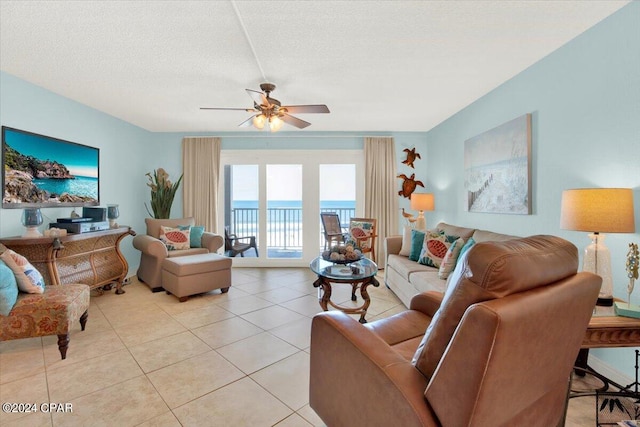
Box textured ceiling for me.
[0,1,629,132]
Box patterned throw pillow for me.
[438,237,465,279]
[0,249,45,294]
[0,259,19,316]
[347,220,375,250]
[418,230,459,268]
[160,225,191,251]
[409,229,426,262]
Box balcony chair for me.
[347,217,377,263]
[320,212,348,250]
[310,235,600,427]
[224,227,258,257]
[132,217,224,292]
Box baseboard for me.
[589,354,634,389]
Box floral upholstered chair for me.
[0,285,90,359]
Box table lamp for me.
[22,207,43,238]
[410,193,435,231]
[560,188,636,306]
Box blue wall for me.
[423,3,640,377]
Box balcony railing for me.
[228,207,355,255]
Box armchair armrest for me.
[410,291,444,317]
[132,234,168,258]
[310,311,435,427]
[201,232,223,253]
[385,235,402,256]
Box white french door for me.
[219,150,363,267]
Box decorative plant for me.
[144,168,183,219]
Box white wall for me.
[423,3,640,377]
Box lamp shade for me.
[560,188,635,233]
[411,193,435,212]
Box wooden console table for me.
[0,226,136,294]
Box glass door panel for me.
[224,164,259,257]
[267,164,302,259]
[319,164,356,251]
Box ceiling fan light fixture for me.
[252,114,266,129]
[269,115,284,132]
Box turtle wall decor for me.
[402,147,421,168]
[397,173,424,199]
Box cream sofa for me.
[384,222,516,307]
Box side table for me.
[309,256,379,323]
[0,226,136,294]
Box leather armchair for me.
[310,235,601,427]
[132,217,223,291]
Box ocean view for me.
[32,176,98,199]
[233,200,355,209]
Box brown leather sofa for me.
[310,235,600,427]
[132,218,224,291]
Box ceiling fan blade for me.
[238,115,255,128]
[281,113,311,129]
[246,89,268,107]
[200,107,255,111]
[280,104,330,114]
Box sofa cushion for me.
[418,230,458,268]
[409,229,425,262]
[410,270,446,293]
[145,217,196,239]
[399,226,413,256]
[387,254,435,282]
[190,226,205,248]
[472,229,516,243]
[167,248,209,258]
[0,249,45,294]
[436,223,475,240]
[438,237,465,279]
[411,235,579,379]
[0,259,18,316]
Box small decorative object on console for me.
[21,208,43,238]
[615,243,640,318]
[107,204,120,228]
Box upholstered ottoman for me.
[162,253,232,302]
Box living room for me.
[1,1,638,426]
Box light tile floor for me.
[0,267,596,426]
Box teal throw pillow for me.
[0,259,19,316]
[409,229,426,262]
[458,237,476,260]
[190,226,205,248]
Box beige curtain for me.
[364,137,398,269]
[182,137,221,233]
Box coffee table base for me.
[313,275,380,323]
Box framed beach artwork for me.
[464,114,532,215]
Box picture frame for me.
[464,114,532,215]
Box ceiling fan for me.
[200,83,330,131]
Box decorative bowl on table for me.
[322,245,362,264]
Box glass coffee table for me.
[309,256,379,323]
